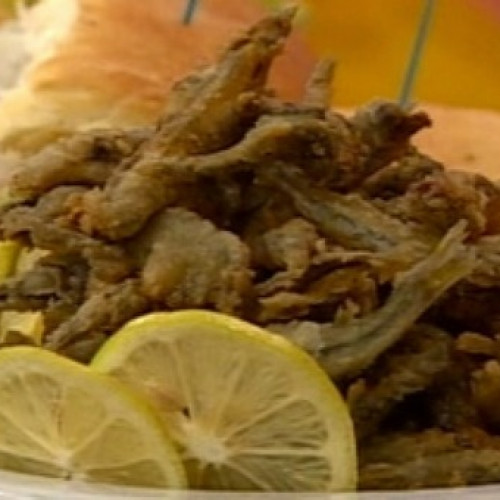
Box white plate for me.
[0,470,498,500]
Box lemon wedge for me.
[92,310,357,492]
[0,240,21,281]
[0,311,44,345]
[0,241,43,345]
[0,346,186,489]
[0,246,49,345]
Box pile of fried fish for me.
[2,7,500,490]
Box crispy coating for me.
[0,254,87,313]
[360,446,500,490]
[44,279,149,355]
[80,9,297,240]
[302,59,336,111]
[359,428,500,489]
[270,223,475,380]
[0,8,499,490]
[351,100,432,179]
[132,208,252,313]
[381,170,490,238]
[10,129,150,200]
[349,325,452,441]
[2,205,132,282]
[259,266,378,323]
[360,153,443,199]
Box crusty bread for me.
[0,0,315,151]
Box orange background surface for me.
[293,0,500,110]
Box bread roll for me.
[0,0,315,151]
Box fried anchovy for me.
[81,8,296,240]
[471,360,500,430]
[270,222,475,380]
[0,266,62,311]
[0,185,86,225]
[83,108,338,239]
[426,360,480,431]
[2,206,131,282]
[350,100,432,179]
[131,208,252,313]
[44,279,149,355]
[0,254,88,320]
[470,235,500,286]
[163,115,339,177]
[80,111,348,243]
[349,324,452,441]
[360,449,500,490]
[360,153,443,199]
[81,110,359,222]
[359,429,462,466]
[302,59,335,110]
[265,164,426,252]
[161,67,215,121]
[9,129,150,200]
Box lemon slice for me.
[0,241,42,345]
[0,244,47,345]
[0,240,21,281]
[0,311,44,345]
[0,346,186,489]
[92,311,357,492]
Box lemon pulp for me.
[92,310,357,492]
[0,346,186,489]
